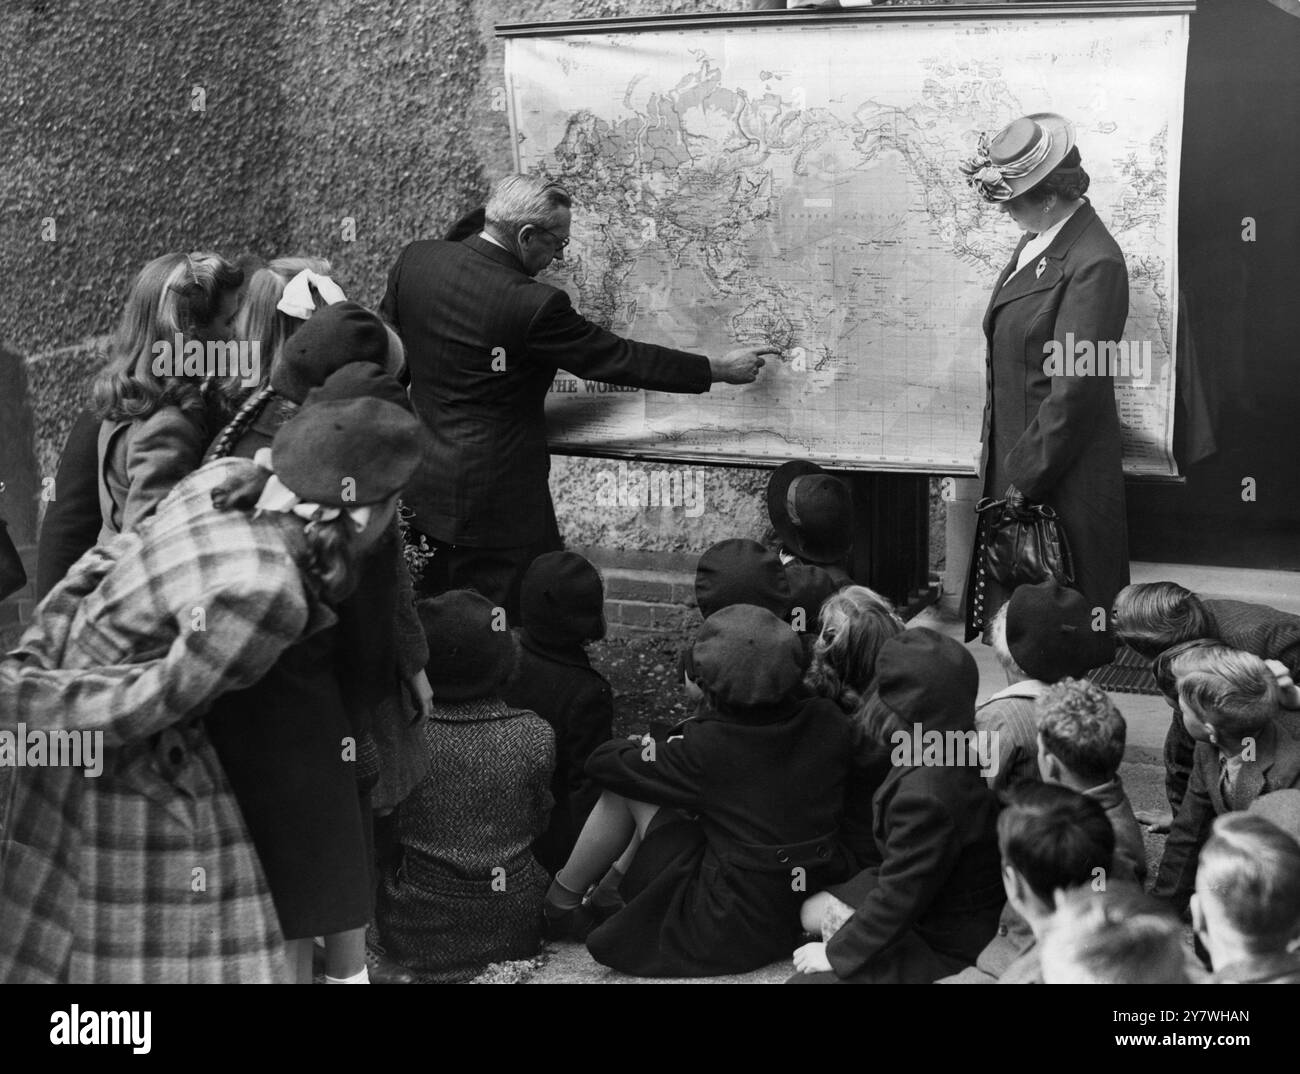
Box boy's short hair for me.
[997,783,1115,904]
[1040,885,1187,984]
[1035,678,1126,784]
[1112,582,1213,661]
[1171,644,1279,739]
[1151,637,1221,705]
[1197,813,1300,952]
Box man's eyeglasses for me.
[532,225,570,252]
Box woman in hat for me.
[959,113,1130,644]
[375,590,556,982]
[0,396,424,983]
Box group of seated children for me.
[370,464,1300,984]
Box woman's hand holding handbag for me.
[975,485,1075,590]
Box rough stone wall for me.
[2,0,774,562]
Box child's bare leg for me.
[323,926,368,982]
[554,790,639,897]
[800,891,837,935]
[284,937,315,984]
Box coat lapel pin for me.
[1035,257,1047,279]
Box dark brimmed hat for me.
[766,460,853,565]
[272,397,422,507]
[960,113,1076,203]
[690,604,806,711]
[876,628,978,733]
[695,539,791,620]
[520,551,606,645]
[270,300,389,404]
[302,362,412,413]
[1007,579,1116,683]
[417,590,516,701]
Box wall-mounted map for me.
[505,11,1187,475]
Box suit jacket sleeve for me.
[122,412,205,532]
[526,289,713,394]
[1005,256,1129,500]
[584,727,707,812]
[1151,749,1215,913]
[36,410,105,600]
[826,776,965,978]
[379,245,406,333]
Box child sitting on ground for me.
[790,629,1005,984]
[544,604,852,977]
[981,580,1116,796]
[1192,811,1300,983]
[802,587,903,878]
[972,783,1116,984]
[1152,644,1300,915]
[940,678,1145,983]
[1039,886,1189,984]
[501,551,614,876]
[375,590,555,982]
[1113,581,1300,830]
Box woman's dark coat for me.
[966,199,1131,640]
[584,695,851,977]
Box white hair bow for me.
[276,269,347,320]
[250,447,373,533]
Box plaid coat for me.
[0,458,335,983]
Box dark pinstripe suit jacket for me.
[380,235,712,547]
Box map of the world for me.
[506,12,1187,475]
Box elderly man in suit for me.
[381,174,772,618]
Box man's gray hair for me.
[485,174,572,238]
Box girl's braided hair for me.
[204,384,276,462]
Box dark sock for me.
[590,864,625,907]
[545,876,584,914]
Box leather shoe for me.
[366,945,417,985]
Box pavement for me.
[524,560,1300,984]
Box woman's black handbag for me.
[0,517,27,602]
[975,495,1075,590]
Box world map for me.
[506,13,1187,475]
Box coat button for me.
[776,850,790,864]
[998,925,1008,936]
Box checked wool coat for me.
[966,199,1131,640]
[0,458,337,983]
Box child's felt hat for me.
[695,538,791,620]
[766,460,853,566]
[520,551,606,645]
[271,300,390,404]
[1007,579,1116,683]
[417,589,517,701]
[876,627,978,732]
[689,604,806,711]
[301,361,413,413]
[271,396,422,507]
